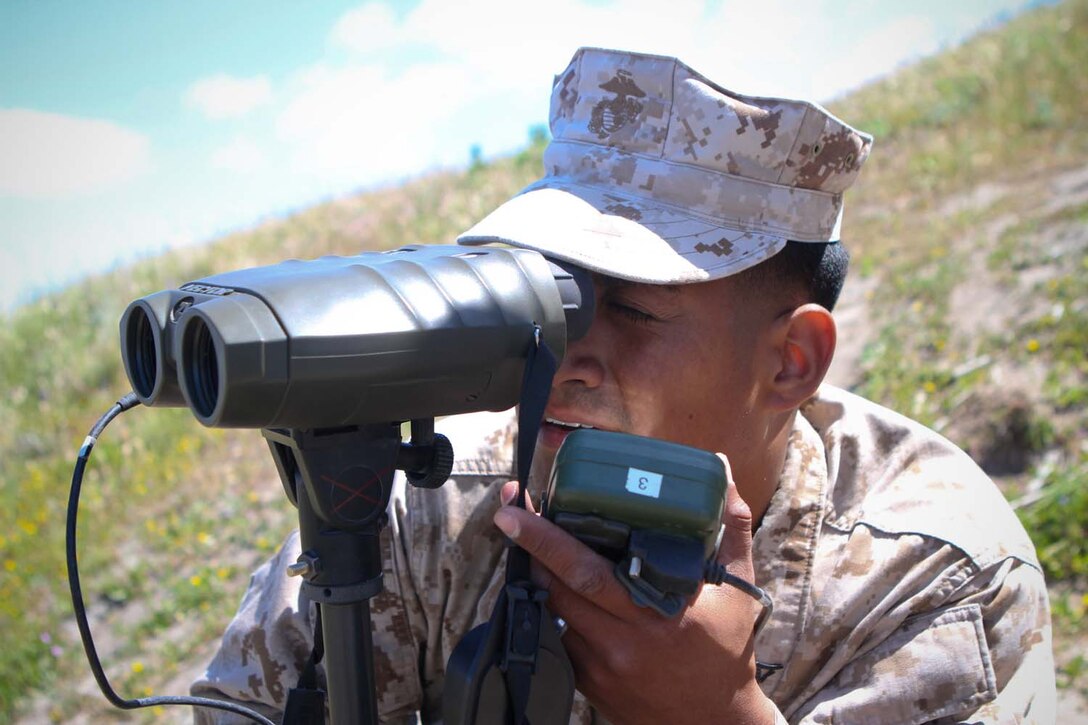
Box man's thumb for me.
[715,453,755,582]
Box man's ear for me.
[766,303,836,410]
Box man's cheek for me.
[629,393,679,440]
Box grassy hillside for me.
[2,1,1086,720]
[830,0,1088,697]
[831,0,1088,579]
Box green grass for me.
[1021,459,1088,583]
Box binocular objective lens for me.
[126,306,158,400]
[184,317,220,419]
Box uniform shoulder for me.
[435,408,517,477]
[802,385,1040,571]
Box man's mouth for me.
[544,417,596,431]
[540,417,598,449]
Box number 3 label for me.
[625,468,663,499]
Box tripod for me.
[263,419,452,725]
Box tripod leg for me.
[322,601,379,725]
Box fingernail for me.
[494,509,520,539]
[500,484,517,506]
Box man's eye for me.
[609,302,656,325]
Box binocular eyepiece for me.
[120,245,594,429]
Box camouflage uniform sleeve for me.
[788,558,1055,724]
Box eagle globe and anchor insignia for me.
[588,69,646,139]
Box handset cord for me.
[65,392,275,725]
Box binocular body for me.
[120,245,592,429]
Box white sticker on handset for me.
[625,468,663,498]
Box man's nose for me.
[554,307,606,389]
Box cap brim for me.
[457,182,787,284]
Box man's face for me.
[533,273,773,486]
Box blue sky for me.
[0,0,1045,311]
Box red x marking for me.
[322,466,389,513]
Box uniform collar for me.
[751,407,829,695]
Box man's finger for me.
[494,505,632,613]
[498,480,536,511]
[541,570,625,630]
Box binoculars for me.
[119,244,594,429]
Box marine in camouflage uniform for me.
[192,48,1055,724]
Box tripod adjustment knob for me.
[406,434,454,489]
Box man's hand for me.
[493,454,774,725]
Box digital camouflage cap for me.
[458,47,874,283]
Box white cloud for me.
[323,0,1033,107]
[0,109,151,199]
[211,136,266,172]
[330,3,401,53]
[317,0,883,119]
[275,0,717,188]
[185,74,272,120]
[276,61,472,183]
[391,0,706,94]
